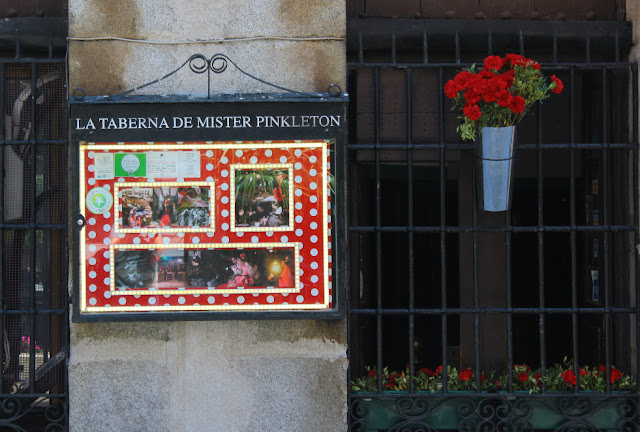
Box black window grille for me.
[347,20,640,431]
[0,34,68,431]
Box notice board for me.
[70,95,346,321]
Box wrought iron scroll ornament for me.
[106,53,342,99]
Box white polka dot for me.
[193,237,200,244]
[103,238,111,245]
[295,202,302,210]
[103,264,110,272]
[103,185,110,191]
[221,170,229,177]
[236,232,244,237]
[310,195,318,203]
[193,294,200,298]
[221,196,229,204]
[250,157,258,164]
[311,288,319,296]
[311,248,318,256]
[299,242,304,250]
[163,237,170,244]
[221,156,229,164]
[88,151,95,158]
[280,235,289,243]
[89,244,97,252]
[221,183,229,191]
[295,216,303,223]
[206,163,214,171]
[294,149,302,157]
[89,271,97,279]
[266,231,274,237]
[222,223,229,231]
[310,222,318,229]
[295,189,302,197]
[310,209,318,216]
[208,297,215,304]
[295,175,302,183]
[237,296,245,304]
[206,176,214,182]
[89,257,97,265]
[207,232,214,238]
[88,164,95,172]
[103,224,111,232]
[148,233,156,238]
[147,178,155,183]
[178,297,186,304]
[310,169,317,176]
[206,150,213,157]
[280,156,287,163]
[118,233,126,239]
[89,298,97,305]
[267,295,275,303]
[222,236,229,243]
[89,284,97,292]
[223,294,230,298]
[117,178,125,183]
[310,182,317,190]
[265,150,272,157]
[103,211,111,218]
[295,229,303,237]
[177,232,185,238]
[88,218,96,226]
[104,278,110,285]
[299,268,304,276]
[221,209,229,217]
[311,262,319,270]
[235,150,243,157]
[133,238,141,244]
[88,178,96,186]
[251,236,259,243]
[310,235,318,243]
[296,295,304,303]
[103,250,110,259]
[295,162,302,170]
[311,275,319,283]
[118,297,126,305]
[309,156,317,163]
[104,291,111,299]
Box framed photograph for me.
[231,164,294,232]
[114,181,215,233]
[114,248,188,291]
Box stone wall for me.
[67,1,347,431]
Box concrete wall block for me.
[69,0,345,40]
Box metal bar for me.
[348,225,639,233]
[346,142,638,150]
[422,32,428,64]
[472,140,480,391]
[455,32,460,64]
[0,62,5,388]
[391,32,396,65]
[537,100,547,391]
[587,35,592,64]
[632,63,640,384]
[438,66,448,392]
[350,307,639,315]
[602,65,612,392]
[570,65,579,391]
[28,62,37,394]
[374,66,384,393]
[406,68,415,392]
[507,205,513,392]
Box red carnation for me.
[518,372,528,382]
[463,104,482,121]
[551,74,564,94]
[598,365,606,372]
[369,369,376,378]
[444,80,459,98]
[435,366,443,375]
[459,368,472,381]
[561,370,576,385]
[579,369,588,376]
[454,70,478,90]
[505,53,527,67]
[509,95,526,114]
[611,368,623,383]
[497,89,512,107]
[483,55,504,71]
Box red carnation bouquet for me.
[445,53,563,141]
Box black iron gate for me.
[0,31,68,431]
[347,19,640,431]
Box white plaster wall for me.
[68,1,348,431]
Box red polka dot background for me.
[79,141,333,313]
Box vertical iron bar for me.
[615,30,620,63]
[553,30,558,64]
[455,32,460,64]
[506,201,513,392]
[570,66,580,391]
[632,63,640,384]
[358,32,364,64]
[519,30,525,56]
[423,32,429,64]
[407,68,415,391]
[602,65,612,392]
[487,30,493,56]
[375,66,384,393]
[29,63,37,393]
[586,36,592,64]
[473,140,481,391]
[0,63,4,386]
[392,33,397,65]
[439,66,448,392]
[537,100,547,390]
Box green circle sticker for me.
[86,187,113,214]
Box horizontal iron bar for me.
[0,393,67,399]
[0,223,67,230]
[348,62,634,69]
[0,309,67,315]
[350,307,638,314]
[349,392,639,399]
[348,225,638,233]
[347,143,638,150]
[0,139,67,146]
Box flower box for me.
[352,392,636,431]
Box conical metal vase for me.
[475,126,517,212]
